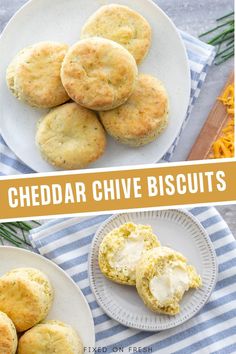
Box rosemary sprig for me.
[199,11,234,65]
[0,221,41,248]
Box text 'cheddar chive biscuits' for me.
[81,4,152,64]
[36,102,106,169]
[18,320,84,354]
[0,312,17,354]
[6,41,69,108]
[0,268,54,332]
[99,74,169,147]
[136,247,202,315]
[61,37,138,111]
[99,223,160,286]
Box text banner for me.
[0,160,235,221]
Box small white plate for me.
[89,209,218,331]
[0,0,190,172]
[0,246,95,347]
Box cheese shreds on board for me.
[211,83,235,158]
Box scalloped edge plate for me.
[89,209,218,331]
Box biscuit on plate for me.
[81,4,152,64]
[36,102,106,169]
[61,37,138,111]
[99,74,169,147]
[6,41,69,108]
[18,320,84,354]
[0,311,17,354]
[0,268,54,332]
[136,247,202,315]
[6,47,31,96]
[99,222,160,285]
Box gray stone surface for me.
[156,0,234,162]
[0,0,235,237]
[216,205,236,238]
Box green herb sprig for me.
[0,221,40,248]
[199,11,234,65]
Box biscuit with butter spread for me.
[81,4,152,64]
[98,222,160,285]
[61,37,138,111]
[136,247,202,315]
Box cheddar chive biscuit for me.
[6,41,69,108]
[0,311,17,354]
[61,37,138,111]
[136,247,202,315]
[81,4,152,64]
[36,102,106,169]
[99,222,160,285]
[0,268,54,332]
[99,74,169,147]
[18,320,84,354]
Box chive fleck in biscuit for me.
[61,37,138,111]
[6,41,69,108]
[99,74,169,147]
[136,247,202,315]
[81,4,152,64]
[0,268,54,332]
[0,311,17,354]
[18,320,84,354]
[36,102,106,169]
[99,222,160,285]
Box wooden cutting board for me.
[187,71,234,160]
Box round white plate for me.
[0,0,190,172]
[89,209,218,331]
[0,246,95,347]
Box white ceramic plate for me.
[89,209,218,331]
[0,0,190,172]
[0,246,95,347]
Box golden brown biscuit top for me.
[61,37,138,111]
[81,4,152,64]
[100,74,169,138]
[0,268,53,332]
[18,321,83,354]
[0,312,17,354]
[36,102,106,169]
[14,41,69,108]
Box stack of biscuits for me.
[6,4,169,170]
[0,267,84,354]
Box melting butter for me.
[111,232,144,271]
[149,262,190,305]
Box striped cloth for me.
[0,31,215,175]
[30,207,236,354]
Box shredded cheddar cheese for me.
[211,83,234,158]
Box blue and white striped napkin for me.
[0,31,215,175]
[29,207,236,354]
